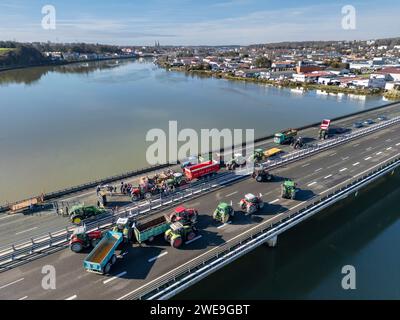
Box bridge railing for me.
[126,153,400,300]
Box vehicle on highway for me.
[291,136,304,149]
[133,216,170,244]
[319,119,331,140]
[249,148,283,163]
[213,202,234,223]
[69,227,103,253]
[353,121,363,129]
[69,205,108,225]
[112,217,134,243]
[239,193,264,215]
[83,231,123,275]
[252,165,274,182]
[363,119,374,125]
[164,221,198,248]
[180,155,199,169]
[377,115,388,121]
[165,206,198,224]
[274,128,298,145]
[226,153,247,170]
[281,180,298,200]
[183,160,220,181]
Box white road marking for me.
[217,221,232,229]
[302,163,310,167]
[15,227,38,235]
[314,168,323,173]
[148,252,168,263]
[353,144,360,147]
[330,152,337,157]
[340,168,348,172]
[18,296,28,300]
[270,199,280,204]
[321,152,400,195]
[376,152,383,155]
[386,139,392,142]
[0,278,24,290]
[65,295,77,300]
[103,271,128,284]
[353,162,360,166]
[307,182,317,187]
[290,202,306,211]
[342,157,350,161]
[324,174,333,179]
[364,157,372,160]
[225,191,238,197]
[387,147,392,150]
[396,143,400,146]
[0,215,14,221]
[186,235,202,245]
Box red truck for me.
[184,160,220,181]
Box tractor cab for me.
[244,193,258,203]
[165,206,198,223]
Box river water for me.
[0,58,386,204]
[0,58,398,299]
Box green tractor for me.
[164,222,197,248]
[164,172,187,189]
[248,148,265,163]
[213,202,234,223]
[281,180,297,200]
[69,205,107,225]
[112,217,134,243]
[252,165,274,182]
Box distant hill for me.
[0,45,48,68]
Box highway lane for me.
[0,122,399,300]
[1,102,400,246]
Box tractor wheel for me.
[144,192,152,200]
[170,236,183,248]
[70,242,83,253]
[258,202,264,209]
[111,254,117,265]
[247,205,256,215]
[164,233,171,243]
[187,232,196,242]
[256,175,263,182]
[266,174,273,182]
[213,211,218,220]
[291,193,296,200]
[104,262,112,275]
[91,238,100,248]
[221,213,230,224]
[229,207,234,217]
[72,216,82,225]
[131,194,139,202]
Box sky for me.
[0,0,399,46]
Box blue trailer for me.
[83,231,123,274]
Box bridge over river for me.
[0,101,400,300]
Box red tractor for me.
[69,227,103,253]
[165,206,198,224]
[239,193,264,215]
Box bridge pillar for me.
[266,235,278,247]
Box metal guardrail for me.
[125,153,400,300]
[1,115,400,271]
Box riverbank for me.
[0,55,137,74]
[159,64,396,99]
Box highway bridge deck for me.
[0,118,399,300]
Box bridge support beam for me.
[266,235,278,247]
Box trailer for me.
[184,160,220,181]
[133,216,170,243]
[83,231,123,274]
